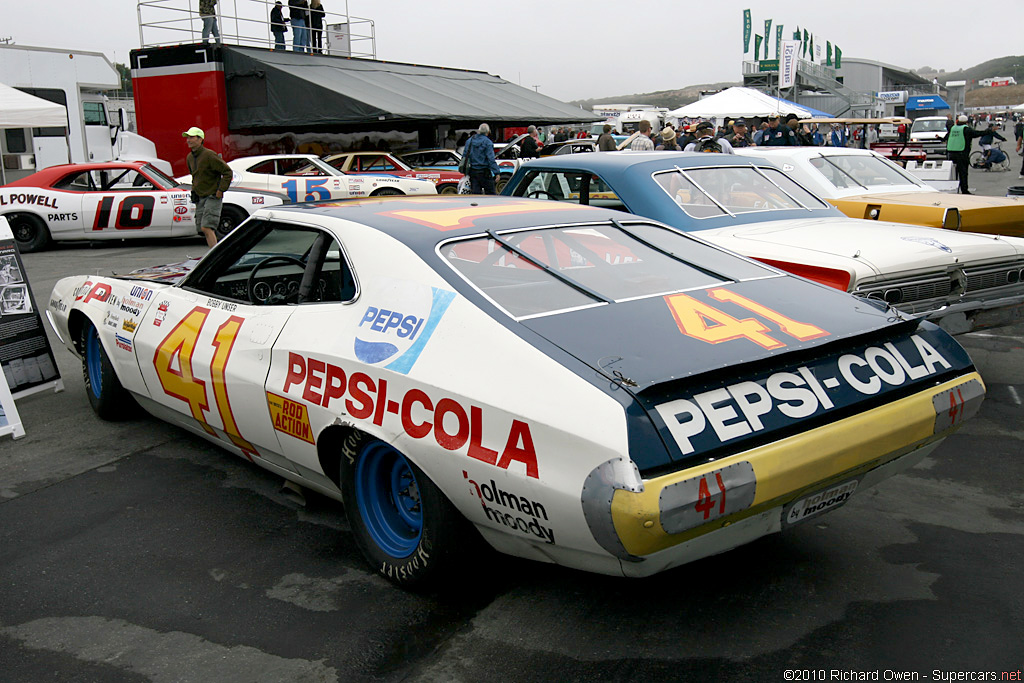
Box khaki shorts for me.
[195,195,223,230]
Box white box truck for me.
[0,44,171,182]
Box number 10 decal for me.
[153,306,258,458]
[92,195,156,230]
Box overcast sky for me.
[5,0,1024,102]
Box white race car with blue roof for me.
[45,195,984,588]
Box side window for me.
[54,171,97,191]
[107,169,156,191]
[247,161,277,174]
[363,156,397,172]
[83,102,108,126]
[183,220,356,305]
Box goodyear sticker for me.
[267,392,315,444]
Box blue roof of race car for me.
[255,195,640,250]
[500,150,848,230]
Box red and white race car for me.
[2,161,285,252]
[322,152,463,194]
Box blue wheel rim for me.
[84,324,103,399]
[354,442,423,558]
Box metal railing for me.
[136,0,375,58]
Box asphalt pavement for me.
[1,176,1023,681]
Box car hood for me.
[121,258,202,284]
[698,217,1022,279]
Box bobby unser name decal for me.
[656,333,954,456]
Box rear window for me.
[653,166,828,219]
[441,221,777,318]
[808,154,922,190]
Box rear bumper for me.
[582,372,984,575]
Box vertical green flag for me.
[776,24,784,59]
[835,45,842,68]
[802,29,809,58]
[809,35,814,62]
[764,19,772,59]
[743,10,752,53]
[827,41,832,66]
[754,34,763,62]
[793,26,801,40]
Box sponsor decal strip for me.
[655,332,954,457]
[615,372,985,557]
[284,352,539,479]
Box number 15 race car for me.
[46,196,984,588]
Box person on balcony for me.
[270,1,288,51]
[200,0,220,44]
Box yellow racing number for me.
[664,290,829,349]
[154,307,258,457]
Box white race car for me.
[46,195,984,588]
[2,161,286,251]
[180,154,437,202]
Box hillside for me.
[965,84,1024,107]
[568,82,738,111]
[572,56,1024,112]
[932,55,1024,87]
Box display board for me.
[0,217,63,439]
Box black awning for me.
[222,46,594,130]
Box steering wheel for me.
[247,255,306,305]
[527,190,554,200]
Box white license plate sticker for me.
[932,378,984,433]
[783,479,859,527]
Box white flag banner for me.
[780,40,800,89]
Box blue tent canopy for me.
[906,95,950,111]
[776,97,832,118]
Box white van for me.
[909,116,949,143]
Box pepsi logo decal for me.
[354,278,455,374]
[900,236,952,253]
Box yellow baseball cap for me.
[182,126,205,139]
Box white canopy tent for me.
[0,82,68,184]
[667,87,819,120]
[1012,102,1024,112]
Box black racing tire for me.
[495,175,511,194]
[370,187,404,197]
[438,184,459,195]
[80,319,134,420]
[8,213,51,253]
[217,205,248,239]
[339,431,469,588]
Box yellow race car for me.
[737,147,1024,237]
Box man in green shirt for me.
[183,126,232,247]
[943,114,987,195]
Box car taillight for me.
[754,258,853,292]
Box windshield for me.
[441,221,776,318]
[652,166,828,220]
[808,154,923,190]
[144,164,181,189]
[912,119,947,133]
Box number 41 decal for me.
[153,306,258,458]
[665,288,829,349]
